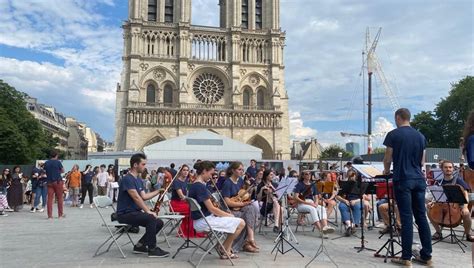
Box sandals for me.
[248,240,260,250]
[218,248,239,259]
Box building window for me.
[241,0,248,29]
[146,84,156,103]
[164,84,173,105]
[243,88,251,108]
[165,0,174,23]
[257,89,265,109]
[256,0,263,29]
[148,0,157,21]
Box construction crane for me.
[341,27,400,155]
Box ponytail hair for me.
[193,161,215,175]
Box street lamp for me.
[338,152,343,179]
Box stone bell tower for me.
[115,0,290,160]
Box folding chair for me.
[185,197,234,268]
[157,214,185,248]
[93,196,135,259]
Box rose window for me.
[192,73,225,104]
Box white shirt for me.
[97,171,108,187]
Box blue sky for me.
[0,0,472,153]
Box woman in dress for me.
[256,170,281,233]
[221,162,260,253]
[7,166,24,212]
[188,161,245,259]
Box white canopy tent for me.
[143,130,262,161]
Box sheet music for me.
[275,176,298,199]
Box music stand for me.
[306,181,338,268]
[431,184,468,252]
[374,174,401,262]
[351,176,376,253]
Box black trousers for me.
[117,211,164,249]
[81,183,93,204]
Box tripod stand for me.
[374,174,401,262]
[353,175,376,253]
[306,184,338,268]
[271,183,304,261]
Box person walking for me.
[44,151,65,219]
[97,165,108,196]
[383,108,432,266]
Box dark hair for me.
[263,170,273,181]
[93,166,99,173]
[289,170,298,178]
[226,161,243,177]
[170,163,175,168]
[440,160,454,169]
[50,150,59,158]
[178,164,190,177]
[395,108,411,121]
[13,166,21,173]
[462,110,474,153]
[193,161,215,175]
[83,164,92,172]
[130,153,147,168]
[250,159,256,163]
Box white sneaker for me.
[90,204,94,209]
[322,225,335,234]
[38,208,44,212]
[79,205,83,209]
[30,208,36,213]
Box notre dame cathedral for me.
[115,0,290,160]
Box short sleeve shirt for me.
[246,166,257,179]
[466,135,474,169]
[171,178,188,200]
[188,182,212,220]
[383,126,426,181]
[116,174,144,215]
[439,176,470,191]
[82,171,94,184]
[221,177,244,198]
[44,159,63,182]
[293,181,318,199]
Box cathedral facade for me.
[115,0,290,159]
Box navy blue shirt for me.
[246,166,257,179]
[438,176,470,191]
[221,177,244,198]
[466,135,474,170]
[188,182,212,220]
[31,167,41,189]
[293,181,318,199]
[171,178,187,200]
[117,174,144,215]
[82,171,94,184]
[44,159,63,182]
[383,126,426,181]
[216,176,226,190]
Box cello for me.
[427,185,463,229]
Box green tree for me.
[372,147,386,154]
[321,144,353,159]
[411,76,474,148]
[0,80,59,164]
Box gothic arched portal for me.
[247,134,273,159]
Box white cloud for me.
[309,18,340,32]
[289,111,317,139]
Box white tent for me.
[143,130,262,160]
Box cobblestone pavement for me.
[1,205,471,268]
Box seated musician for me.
[335,170,363,236]
[378,201,401,234]
[188,161,245,259]
[427,160,473,242]
[321,172,337,218]
[222,162,260,253]
[206,173,219,193]
[116,153,169,258]
[256,170,281,233]
[170,164,204,238]
[293,171,335,234]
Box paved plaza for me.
[1,206,471,268]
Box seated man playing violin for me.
[427,160,473,242]
[293,171,335,234]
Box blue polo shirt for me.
[246,166,257,179]
[383,126,426,181]
[188,182,211,220]
[116,174,144,215]
[171,179,188,200]
[43,159,63,183]
[221,177,244,198]
[294,181,318,199]
[466,135,474,169]
[82,171,94,184]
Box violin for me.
[152,166,185,213]
[230,179,257,211]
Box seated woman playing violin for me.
[170,164,205,238]
[188,161,245,259]
[256,170,281,233]
[293,171,335,234]
[221,162,260,253]
[427,160,473,242]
